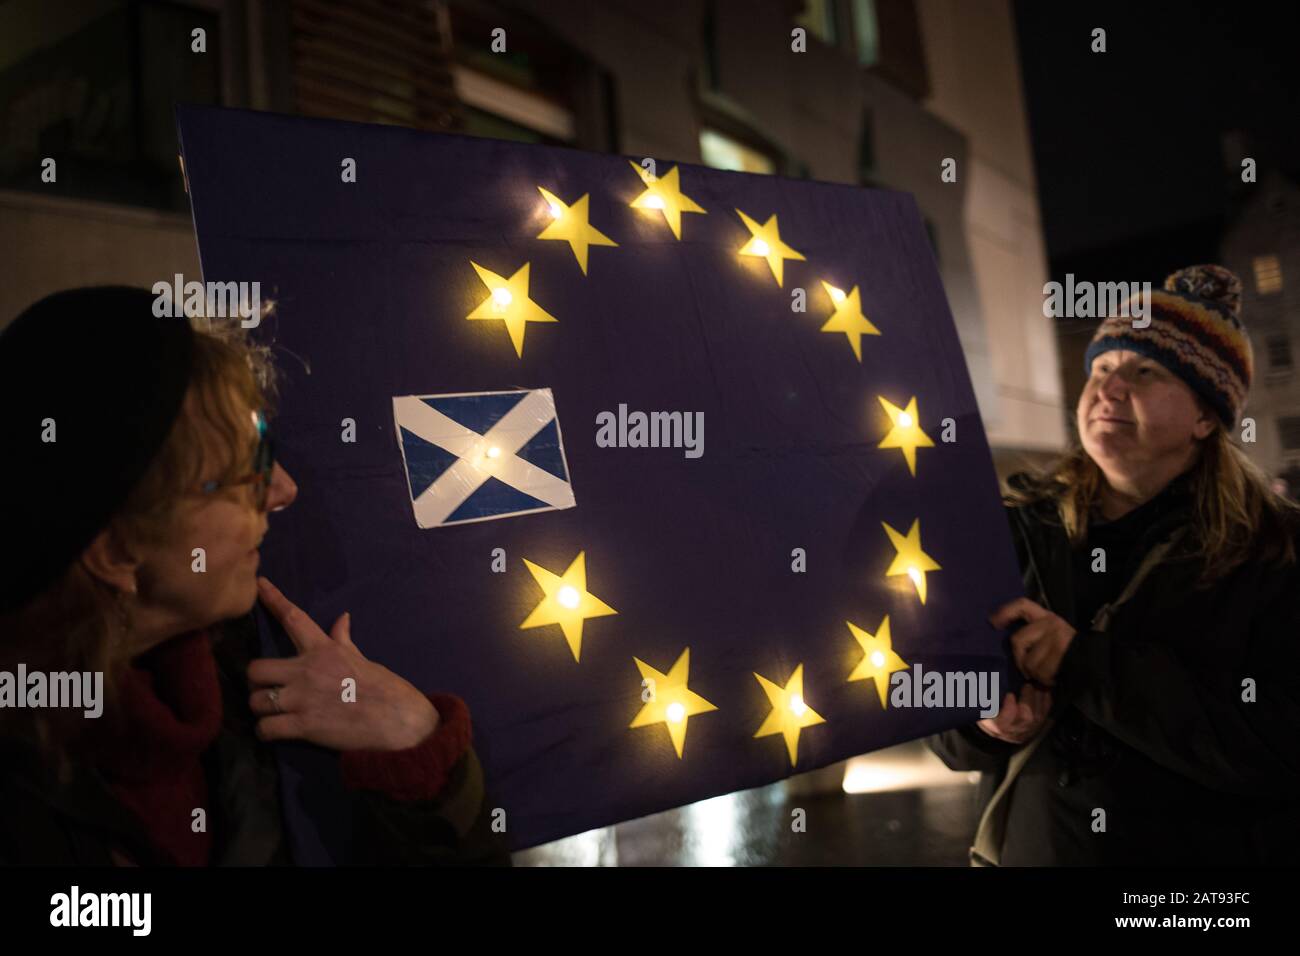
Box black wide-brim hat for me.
[0,287,195,612]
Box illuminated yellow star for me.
[536,187,618,274]
[753,664,825,766]
[882,519,941,604]
[820,282,880,360]
[629,162,706,239]
[629,648,718,758]
[877,395,934,476]
[466,261,557,357]
[736,209,805,286]
[846,616,908,709]
[520,551,617,661]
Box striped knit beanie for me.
[1083,264,1252,429]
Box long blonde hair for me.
[1005,427,1299,588]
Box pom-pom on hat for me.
[0,287,195,612]
[1083,264,1252,429]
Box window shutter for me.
[289,0,460,131]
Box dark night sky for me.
[1013,0,1299,281]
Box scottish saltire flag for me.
[177,104,1024,857]
[393,389,576,528]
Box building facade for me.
[1221,170,1300,492]
[1,0,1066,467]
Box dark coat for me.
[0,616,510,866]
[929,472,1300,865]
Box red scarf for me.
[96,631,224,866]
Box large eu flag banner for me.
[177,104,1023,857]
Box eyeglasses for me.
[196,409,276,511]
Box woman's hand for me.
[977,685,1052,744]
[246,577,439,752]
[990,597,1077,687]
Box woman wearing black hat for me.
[930,266,1300,865]
[0,287,508,865]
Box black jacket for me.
[929,472,1300,865]
[0,616,510,866]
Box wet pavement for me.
[514,740,981,866]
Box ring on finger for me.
[267,686,284,714]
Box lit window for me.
[793,0,838,46]
[453,68,575,143]
[447,6,615,149]
[1254,255,1283,295]
[852,0,880,67]
[700,129,777,175]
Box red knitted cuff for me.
[339,693,472,802]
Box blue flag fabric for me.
[177,104,1024,855]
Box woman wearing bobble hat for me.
[931,265,1300,866]
[0,287,509,865]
